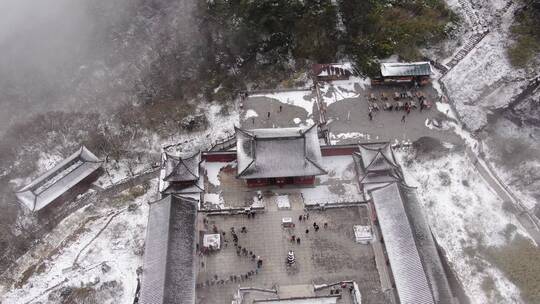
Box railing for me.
[209,134,236,151]
[248,87,312,95]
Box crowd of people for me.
[367,89,434,123]
[197,218,264,288]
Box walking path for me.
[431,1,516,75]
[466,147,540,243]
[444,30,489,71]
[438,73,540,244]
[433,0,540,243]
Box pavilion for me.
[15,146,102,212]
[158,152,203,199]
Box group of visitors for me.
[197,221,265,288]
[366,88,433,124]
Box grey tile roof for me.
[140,195,198,304]
[357,143,398,173]
[380,62,432,77]
[399,185,454,303]
[353,151,402,187]
[15,146,102,211]
[163,152,200,182]
[370,183,435,304]
[159,152,203,194]
[235,125,326,179]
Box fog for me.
[0,0,199,135]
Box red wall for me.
[203,152,236,162]
[247,178,270,187]
[246,176,315,187]
[203,145,360,160]
[293,176,315,185]
[321,145,359,156]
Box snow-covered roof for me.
[357,142,398,173]
[235,125,326,179]
[399,185,455,303]
[163,152,200,182]
[140,195,198,304]
[370,183,435,304]
[380,62,432,77]
[159,152,203,194]
[15,146,102,212]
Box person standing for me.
[401,115,406,123]
[368,111,373,121]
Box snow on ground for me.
[205,161,229,187]
[301,183,362,206]
[302,155,361,206]
[291,117,315,128]
[319,76,370,107]
[162,102,239,154]
[435,101,458,121]
[482,120,540,211]
[397,149,528,303]
[0,180,159,304]
[275,195,290,209]
[250,90,315,116]
[37,152,64,172]
[96,159,155,189]
[329,132,371,144]
[244,109,258,119]
[320,155,356,182]
[441,0,529,131]
[204,193,225,209]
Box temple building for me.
[235,125,326,187]
[15,146,102,212]
[139,195,198,304]
[372,62,432,85]
[158,152,203,199]
[354,142,454,304]
[353,142,402,191]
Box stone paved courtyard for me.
[202,155,362,210]
[195,206,384,304]
[240,80,462,146]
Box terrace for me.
[239,77,461,146]
[201,154,364,210]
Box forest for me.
[197,0,456,100]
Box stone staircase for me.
[445,30,490,70]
